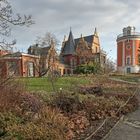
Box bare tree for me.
[0,0,34,81]
[31,32,60,77]
[105,58,116,73]
[0,0,34,50]
[36,32,59,48]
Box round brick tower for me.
[117,26,140,74]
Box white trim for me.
[132,40,135,65]
[122,41,125,66]
[21,53,39,58]
[117,38,140,43]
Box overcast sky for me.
[8,0,140,61]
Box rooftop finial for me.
[63,35,66,42]
[94,27,98,36]
[50,38,55,48]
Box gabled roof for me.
[75,35,93,47]
[62,34,94,55]
[28,44,51,56]
[41,46,51,55]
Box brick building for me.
[0,52,39,78]
[60,28,106,74]
[0,40,64,78]
[0,49,11,56]
[28,40,61,76]
[117,26,140,73]
[0,28,106,77]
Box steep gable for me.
[75,35,94,48]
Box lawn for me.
[20,76,91,92]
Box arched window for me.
[126,56,131,65]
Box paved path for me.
[105,80,140,140]
[109,77,138,85]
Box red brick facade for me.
[117,26,140,73]
[60,29,106,74]
[0,53,39,78]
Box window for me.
[127,30,131,35]
[70,59,73,66]
[126,57,131,65]
[126,45,131,49]
[138,54,140,65]
[80,57,85,64]
[95,47,98,53]
[27,62,34,77]
[7,61,19,76]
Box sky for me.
[7,0,140,62]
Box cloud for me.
[6,0,140,60]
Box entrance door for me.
[126,67,131,73]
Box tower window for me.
[126,56,131,65]
[126,45,131,49]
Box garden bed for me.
[0,76,139,140]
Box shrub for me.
[83,96,125,121]
[74,62,103,74]
[19,93,42,119]
[0,107,70,140]
[48,92,83,113]
[0,80,24,112]
[78,85,103,95]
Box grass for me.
[20,76,91,92]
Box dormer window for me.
[127,30,131,35]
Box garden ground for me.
[0,74,139,140]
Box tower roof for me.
[62,29,76,55]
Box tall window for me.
[27,62,34,77]
[80,57,85,64]
[95,47,98,53]
[126,57,131,65]
[7,61,19,76]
